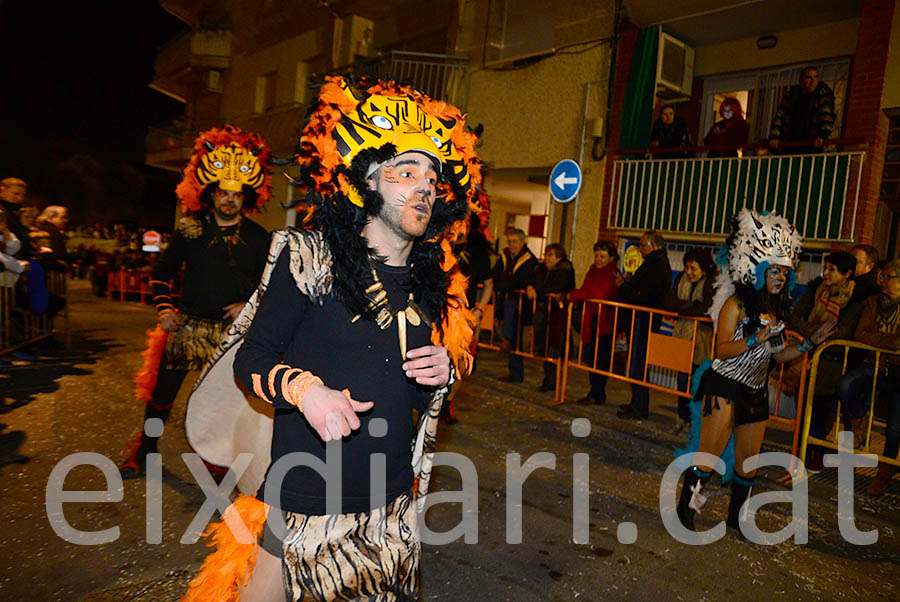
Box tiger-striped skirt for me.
[280,491,420,601]
[162,315,228,371]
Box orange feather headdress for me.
[176,125,273,215]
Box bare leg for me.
[733,420,768,478]
[239,546,286,602]
[695,396,734,472]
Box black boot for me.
[676,466,711,531]
[118,401,173,479]
[726,475,754,536]
[539,361,556,392]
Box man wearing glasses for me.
[835,259,900,495]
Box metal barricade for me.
[479,289,568,401]
[557,300,715,405]
[799,340,900,470]
[0,268,68,355]
[479,293,813,453]
[106,268,157,304]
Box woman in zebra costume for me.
[675,209,836,535]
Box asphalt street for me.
[1,280,898,601]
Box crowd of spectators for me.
[488,227,898,497]
[1,177,69,360]
[1,176,175,360]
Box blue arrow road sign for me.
[549,159,582,203]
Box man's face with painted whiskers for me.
[368,152,438,240]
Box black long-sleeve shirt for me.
[151,215,269,320]
[619,249,672,309]
[234,249,433,514]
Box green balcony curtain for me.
[619,26,658,152]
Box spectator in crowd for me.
[456,212,494,358]
[832,259,900,496]
[117,126,272,480]
[650,106,693,158]
[793,252,874,470]
[493,227,537,383]
[768,66,836,154]
[35,205,69,261]
[703,98,749,157]
[569,240,621,405]
[0,177,32,258]
[528,243,575,392]
[851,244,880,300]
[617,230,672,420]
[665,247,715,433]
[792,251,858,337]
[24,229,66,318]
[676,209,836,533]
[0,206,29,274]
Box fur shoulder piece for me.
[282,228,333,303]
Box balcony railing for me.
[608,141,866,243]
[312,51,469,108]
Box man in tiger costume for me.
[180,76,485,601]
[117,125,272,479]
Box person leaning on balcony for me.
[703,97,749,158]
[832,259,900,496]
[527,242,575,392]
[569,240,622,405]
[493,227,537,383]
[664,247,715,434]
[650,106,693,158]
[616,230,672,420]
[768,66,835,154]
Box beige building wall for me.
[694,18,860,76]
[221,31,319,122]
[464,45,610,282]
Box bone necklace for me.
[350,266,428,359]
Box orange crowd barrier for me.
[105,268,181,306]
[799,340,900,472]
[477,293,812,455]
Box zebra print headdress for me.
[709,209,802,327]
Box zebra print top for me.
[711,318,773,389]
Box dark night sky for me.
[0,1,189,225]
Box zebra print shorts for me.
[275,491,420,601]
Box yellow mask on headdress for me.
[196,143,265,193]
[328,78,470,206]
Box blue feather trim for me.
[733,473,755,487]
[675,360,736,484]
[753,261,770,291]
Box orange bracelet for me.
[285,371,323,413]
[268,364,291,401]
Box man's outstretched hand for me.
[301,384,374,442]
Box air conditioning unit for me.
[655,32,694,100]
